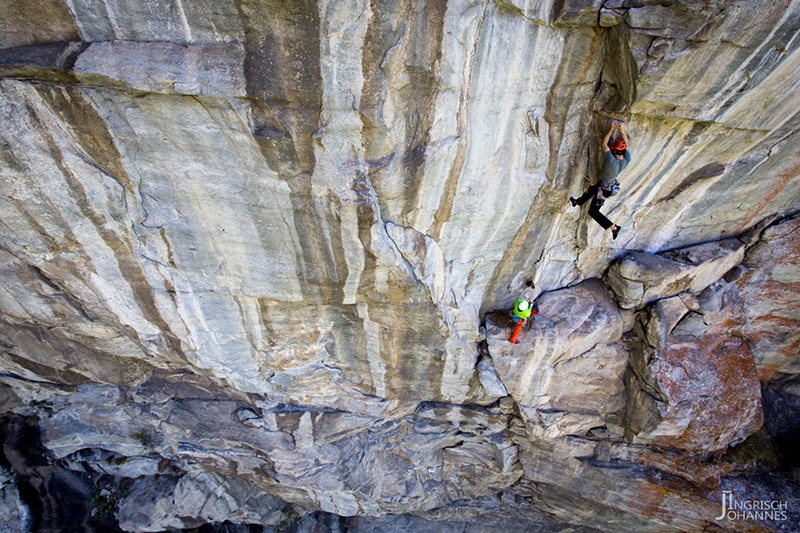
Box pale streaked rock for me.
[2,0,800,531]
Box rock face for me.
[605,238,746,309]
[626,294,763,452]
[487,279,631,440]
[1,1,800,532]
[737,217,800,388]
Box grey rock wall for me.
[1,0,800,532]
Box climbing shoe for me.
[569,197,577,207]
[612,225,621,240]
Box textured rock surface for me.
[1,0,800,532]
[737,217,800,388]
[0,466,29,533]
[606,238,746,309]
[117,473,286,532]
[487,279,631,439]
[626,294,764,452]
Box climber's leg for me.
[509,318,524,344]
[571,185,598,207]
[588,198,614,230]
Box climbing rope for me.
[522,152,584,299]
[517,118,626,303]
[567,155,592,183]
[527,207,567,300]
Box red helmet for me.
[610,139,627,151]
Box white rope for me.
[528,207,567,301]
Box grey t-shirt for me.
[601,149,631,184]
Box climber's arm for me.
[618,121,629,147]
[602,124,616,152]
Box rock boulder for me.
[626,294,763,452]
[605,238,745,309]
[487,280,631,438]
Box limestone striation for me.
[1,0,800,532]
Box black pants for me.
[575,184,614,230]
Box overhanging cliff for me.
[1,1,799,532]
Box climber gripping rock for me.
[509,281,539,344]
[570,120,630,240]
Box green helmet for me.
[514,299,533,319]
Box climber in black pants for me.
[571,184,617,236]
[570,120,630,240]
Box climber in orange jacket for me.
[570,120,630,240]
